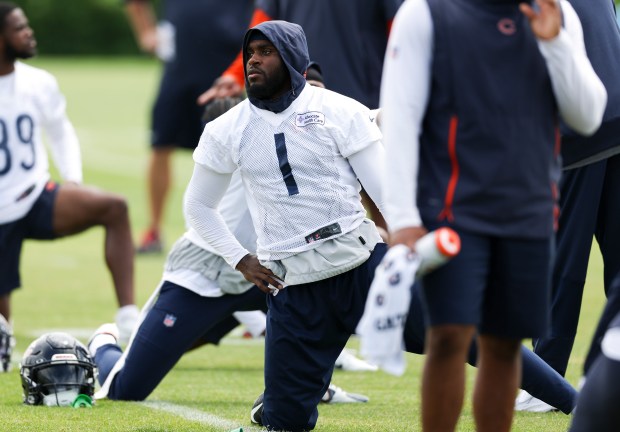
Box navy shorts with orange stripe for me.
[419,228,552,339]
[0,182,59,295]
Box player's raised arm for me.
[523,0,607,135]
[124,0,158,55]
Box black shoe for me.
[250,392,264,425]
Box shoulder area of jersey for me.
[14,61,57,87]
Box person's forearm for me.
[380,0,432,231]
[348,141,386,217]
[184,164,249,268]
[539,2,607,135]
[125,0,157,52]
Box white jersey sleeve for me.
[380,0,432,233]
[184,163,249,268]
[39,73,82,184]
[537,1,606,135]
[184,169,257,255]
[0,62,82,224]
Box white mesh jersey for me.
[0,62,81,224]
[194,84,382,260]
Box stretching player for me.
[88,171,368,404]
[186,21,388,431]
[0,2,138,360]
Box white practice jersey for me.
[194,84,382,260]
[0,62,81,224]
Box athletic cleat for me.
[136,229,163,254]
[514,389,558,413]
[321,383,369,404]
[0,314,15,373]
[250,392,264,425]
[335,349,378,372]
[87,323,120,357]
[115,305,140,345]
[249,383,367,425]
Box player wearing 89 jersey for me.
[0,2,138,353]
[186,21,387,431]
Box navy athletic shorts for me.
[150,72,207,150]
[0,181,59,295]
[420,229,552,338]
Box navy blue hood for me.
[243,20,309,113]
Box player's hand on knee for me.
[236,254,283,294]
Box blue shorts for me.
[420,230,552,338]
[0,182,59,295]
[151,72,207,150]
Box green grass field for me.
[0,57,608,431]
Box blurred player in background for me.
[380,0,605,430]
[0,2,139,365]
[124,0,253,253]
[520,0,620,412]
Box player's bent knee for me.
[101,194,130,223]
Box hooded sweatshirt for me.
[242,20,309,113]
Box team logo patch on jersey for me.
[497,18,517,35]
[163,314,177,328]
[296,111,325,127]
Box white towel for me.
[356,245,420,376]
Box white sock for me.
[233,311,266,338]
[116,305,139,321]
[89,334,117,357]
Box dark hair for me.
[0,2,18,33]
[306,61,324,85]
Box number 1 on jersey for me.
[274,133,299,196]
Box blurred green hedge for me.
[17,0,143,55]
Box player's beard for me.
[5,41,36,61]
[247,65,290,101]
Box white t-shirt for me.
[0,62,81,224]
[192,84,383,263]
